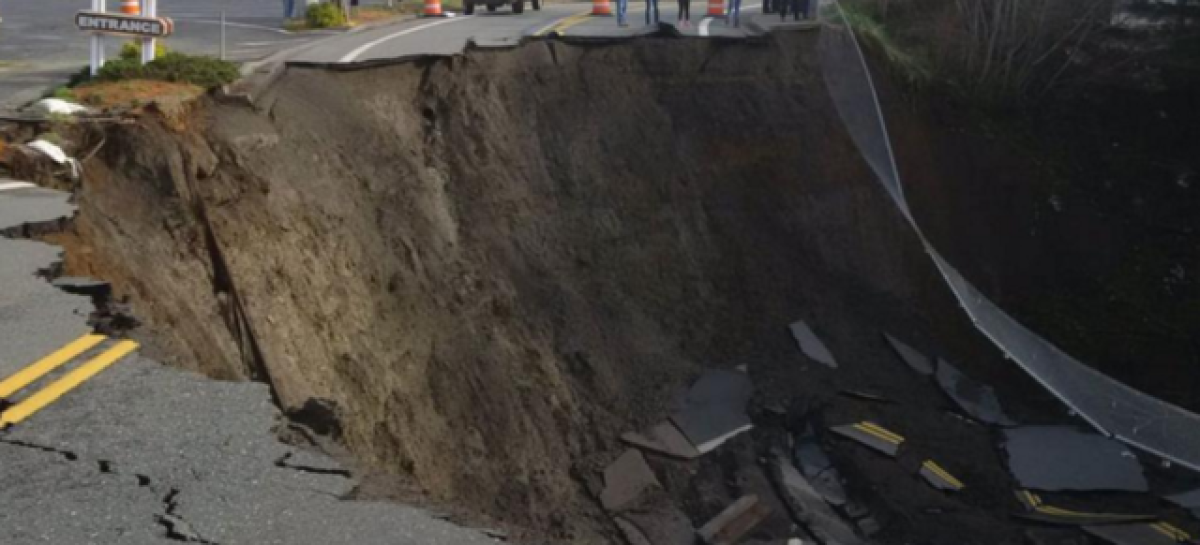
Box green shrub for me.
[306,3,347,28]
[95,52,240,89]
[119,40,170,61]
[50,86,77,101]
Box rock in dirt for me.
[1003,426,1148,493]
[621,420,701,460]
[935,359,1016,426]
[599,449,660,512]
[769,456,867,545]
[882,333,934,376]
[670,369,754,454]
[696,494,772,545]
[789,321,838,368]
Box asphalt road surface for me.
[0,182,500,544]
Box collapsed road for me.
[2,1,1200,544]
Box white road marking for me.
[176,19,294,35]
[698,3,759,36]
[339,17,472,63]
[0,182,36,192]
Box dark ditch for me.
[19,31,1198,543]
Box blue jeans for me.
[283,0,296,18]
[616,0,629,24]
[726,0,741,25]
[645,0,659,24]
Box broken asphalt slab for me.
[1003,426,1149,493]
[918,459,965,492]
[1085,522,1194,545]
[769,456,867,545]
[599,449,661,512]
[696,494,772,545]
[793,424,848,505]
[831,421,904,457]
[883,333,934,376]
[670,369,754,454]
[789,320,838,368]
[935,359,1016,426]
[622,420,701,460]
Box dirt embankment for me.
[50,33,1056,542]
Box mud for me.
[33,31,1183,543]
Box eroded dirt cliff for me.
[46,33,1055,542]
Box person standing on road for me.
[646,0,660,26]
[780,0,809,21]
[726,0,742,26]
[677,0,691,28]
[616,0,630,26]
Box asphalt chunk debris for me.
[621,420,701,460]
[670,369,753,454]
[919,459,965,492]
[696,494,772,545]
[1085,522,1194,545]
[599,449,660,512]
[788,320,838,368]
[1013,490,1154,526]
[883,333,934,376]
[1004,426,1149,493]
[935,359,1016,426]
[831,421,904,457]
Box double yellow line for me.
[1151,521,1192,542]
[534,11,593,37]
[0,334,138,427]
[921,460,964,490]
[1017,490,1153,522]
[852,421,905,446]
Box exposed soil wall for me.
[52,33,1061,542]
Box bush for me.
[95,52,240,89]
[119,40,170,61]
[306,3,347,28]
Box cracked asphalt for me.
[0,185,496,544]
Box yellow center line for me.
[1151,522,1190,541]
[857,421,905,444]
[0,334,106,399]
[853,424,901,445]
[922,461,964,488]
[535,11,591,36]
[1,340,138,427]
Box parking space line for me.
[0,339,138,427]
[0,334,106,399]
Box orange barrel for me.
[706,0,723,16]
[423,0,444,16]
[592,0,613,15]
[120,0,141,15]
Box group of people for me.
[615,0,810,28]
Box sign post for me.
[78,3,174,74]
[89,0,106,77]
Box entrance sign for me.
[75,12,174,38]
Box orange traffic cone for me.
[592,0,613,15]
[706,0,723,16]
[423,0,445,16]
[120,0,141,15]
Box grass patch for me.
[71,80,203,109]
[93,52,239,89]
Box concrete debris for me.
[599,449,660,512]
[29,98,91,116]
[883,333,934,375]
[621,420,702,460]
[1084,522,1194,545]
[830,421,904,457]
[918,460,964,492]
[769,456,867,545]
[793,424,848,506]
[1014,490,1154,526]
[1003,427,1149,493]
[935,359,1016,426]
[789,321,838,368]
[25,139,80,179]
[670,370,754,454]
[696,494,772,545]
